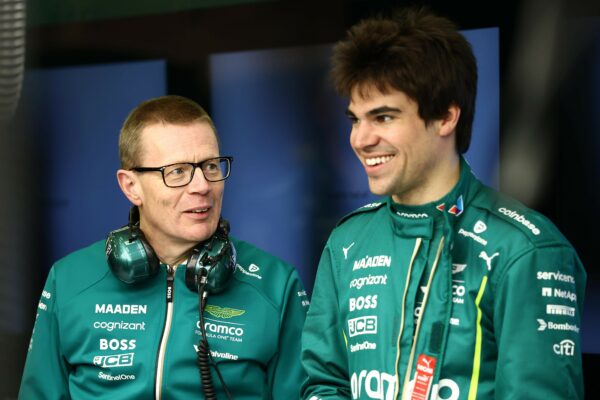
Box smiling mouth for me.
[187,208,209,213]
[365,155,395,166]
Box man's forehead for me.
[138,121,219,160]
[348,85,414,112]
[139,121,217,145]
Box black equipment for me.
[105,207,236,294]
[105,206,235,399]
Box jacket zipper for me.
[155,265,175,400]
[400,236,445,400]
[393,238,422,400]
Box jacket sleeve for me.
[268,268,309,399]
[493,244,586,399]
[301,241,350,399]
[19,266,71,399]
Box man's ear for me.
[117,169,143,206]
[438,104,461,138]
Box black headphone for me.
[105,206,236,294]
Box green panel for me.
[27,0,274,26]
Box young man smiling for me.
[301,7,586,400]
[19,95,308,399]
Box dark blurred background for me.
[0,0,598,397]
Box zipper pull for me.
[166,266,174,303]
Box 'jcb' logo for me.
[93,353,134,368]
[348,316,377,337]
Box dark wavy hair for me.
[331,7,478,153]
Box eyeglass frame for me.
[131,156,233,188]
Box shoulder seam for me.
[337,201,385,227]
[492,241,575,293]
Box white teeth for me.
[365,155,394,166]
[192,208,208,213]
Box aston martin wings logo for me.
[204,305,246,319]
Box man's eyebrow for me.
[346,105,401,118]
[366,106,401,116]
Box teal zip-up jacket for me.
[19,237,309,399]
[301,159,585,400]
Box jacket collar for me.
[386,157,480,238]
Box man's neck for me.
[141,230,195,267]
[392,154,461,206]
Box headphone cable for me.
[197,280,233,400]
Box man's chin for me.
[188,227,219,244]
[367,181,391,198]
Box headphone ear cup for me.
[185,239,236,294]
[185,250,202,291]
[106,225,160,284]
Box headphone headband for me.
[106,207,235,293]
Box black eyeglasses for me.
[132,156,233,188]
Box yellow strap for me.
[468,276,488,400]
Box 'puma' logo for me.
[342,242,355,260]
[479,251,499,270]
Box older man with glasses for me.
[19,95,309,399]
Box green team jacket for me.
[301,158,586,400]
[19,237,309,399]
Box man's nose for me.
[186,167,210,194]
[351,121,378,150]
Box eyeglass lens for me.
[163,158,229,186]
